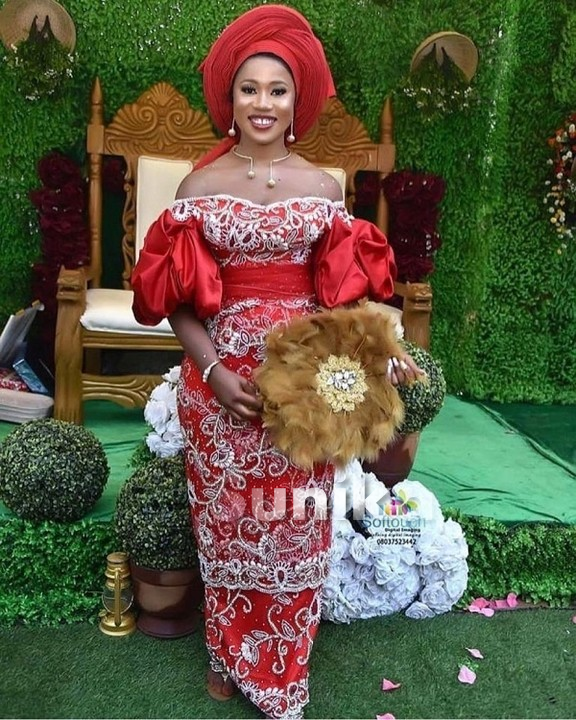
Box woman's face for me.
[232,54,295,146]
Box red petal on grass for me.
[376,714,396,720]
[381,678,402,691]
[506,593,518,608]
[466,648,484,659]
[494,599,509,609]
[458,665,477,684]
[480,607,495,617]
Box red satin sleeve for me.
[314,214,397,308]
[131,209,222,325]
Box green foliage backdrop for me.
[0,0,574,402]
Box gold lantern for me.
[99,551,137,636]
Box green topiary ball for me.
[0,418,109,522]
[115,455,196,571]
[396,341,446,434]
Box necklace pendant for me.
[267,178,276,188]
[247,170,256,179]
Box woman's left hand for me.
[387,352,426,386]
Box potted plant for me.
[114,453,202,638]
[362,341,446,486]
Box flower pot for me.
[130,562,204,638]
[361,432,421,488]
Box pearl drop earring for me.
[228,118,237,138]
[286,120,295,144]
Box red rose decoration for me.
[381,169,446,282]
[28,151,89,369]
[37,151,83,189]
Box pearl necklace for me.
[232,146,292,188]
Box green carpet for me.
[0,396,575,524]
[411,397,576,525]
[1,609,575,719]
[482,400,576,467]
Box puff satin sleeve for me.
[314,214,397,308]
[131,209,222,325]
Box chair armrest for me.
[393,280,433,350]
[56,265,90,303]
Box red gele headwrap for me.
[199,4,336,142]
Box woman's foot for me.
[206,668,237,701]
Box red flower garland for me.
[381,169,446,283]
[29,151,89,368]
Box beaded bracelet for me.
[202,359,221,383]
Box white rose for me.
[371,547,408,585]
[329,535,351,562]
[162,417,184,449]
[149,380,174,404]
[322,598,353,624]
[405,600,436,619]
[417,533,454,568]
[419,565,445,584]
[145,431,163,455]
[418,525,468,571]
[419,580,454,614]
[144,398,171,435]
[353,562,375,583]
[349,534,371,565]
[162,365,181,384]
[155,435,184,458]
[342,579,365,604]
[362,582,403,616]
[441,561,469,603]
[333,557,356,581]
[393,480,444,531]
[322,575,343,600]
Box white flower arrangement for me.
[143,366,184,458]
[324,460,469,622]
[144,369,469,621]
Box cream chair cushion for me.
[135,155,194,260]
[81,155,193,335]
[320,167,346,197]
[80,288,174,334]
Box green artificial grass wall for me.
[0,0,575,402]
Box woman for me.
[132,5,420,718]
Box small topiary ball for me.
[115,455,196,571]
[0,418,109,522]
[396,341,446,435]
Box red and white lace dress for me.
[132,195,396,719]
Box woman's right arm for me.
[169,306,262,422]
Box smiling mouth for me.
[250,116,276,128]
